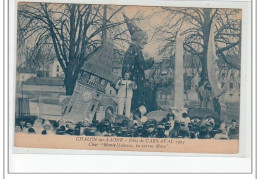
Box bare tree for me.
[18,2,127,95]
[21,44,56,73]
[156,8,241,86]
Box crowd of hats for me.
[15,113,239,140]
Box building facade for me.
[63,40,119,123]
[49,59,64,77]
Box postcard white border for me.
[7,0,253,173]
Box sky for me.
[17,3,242,64]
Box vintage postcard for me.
[14,2,241,154]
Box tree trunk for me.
[64,67,81,95]
[197,9,213,108]
[64,74,76,95]
[199,8,212,87]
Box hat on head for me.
[43,120,51,127]
[123,14,144,36]
[157,125,165,129]
[133,120,139,126]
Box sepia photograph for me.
[14,2,242,153]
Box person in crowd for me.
[164,122,172,137]
[167,113,176,131]
[56,125,66,135]
[99,119,111,136]
[15,126,23,133]
[214,129,229,140]
[213,97,221,116]
[198,125,210,139]
[18,118,27,133]
[178,111,191,136]
[27,128,36,134]
[109,126,117,137]
[42,120,55,135]
[121,119,130,128]
[26,119,34,128]
[116,72,137,118]
[198,81,213,109]
[23,120,34,134]
[133,126,144,137]
[120,127,128,137]
[189,118,200,139]
[206,118,217,138]
[84,125,99,136]
[33,118,44,134]
[57,119,66,129]
[156,124,166,138]
[142,123,150,137]
[70,125,81,136]
[81,118,90,127]
[147,124,156,138]
[227,119,239,139]
[79,118,91,135]
[64,121,75,135]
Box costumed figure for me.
[122,14,162,114]
[115,72,137,118]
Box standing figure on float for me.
[122,14,162,114]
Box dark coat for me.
[122,44,154,112]
[143,81,158,112]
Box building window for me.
[229,83,233,89]
[91,105,95,112]
[89,75,97,83]
[63,106,68,114]
[56,65,60,72]
[95,77,101,84]
[80,72,90,81]
[221,82,225,88]
[101,79,107,86]
[22,75,24,80]
[69,106,72,113]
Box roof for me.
[23,77,64,86]
[17,66,36,74]
[81,40,118,83]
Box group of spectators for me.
[15,110,239,140]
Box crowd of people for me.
[15,110,239,140]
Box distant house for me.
[49,59,64,77]
[17,67,37,83]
